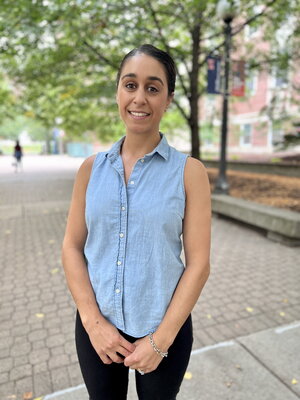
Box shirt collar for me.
[106,133,170,162]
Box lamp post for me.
[214,0,239,194]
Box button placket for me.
[111,156,128,330]
[111,154,145,329]
[126,156,144,190]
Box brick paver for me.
[0,155,299,399]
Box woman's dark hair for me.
[116,44,176,96]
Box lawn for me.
[0,143,43,155]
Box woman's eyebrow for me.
[148,76,164,85]
[121,73,164,86]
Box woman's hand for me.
[124,335,165,374]
[87,319,136,364]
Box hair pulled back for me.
[116,44,176,96]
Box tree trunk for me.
[189,115,200,159]
[189,21,201,160]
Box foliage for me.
[200,122,219,145]
[160,107,188,137]
[274,132,300,150]
[0,115,48,140]
[0,73,17,120]
[0,0,299,156]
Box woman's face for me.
[116,54,173,137]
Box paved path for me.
[44,321,300,400]
[0,155,299,400]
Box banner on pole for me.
[231,61,245,97]
[207,56,221,94]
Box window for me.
[275,74,288,88]
[272,121,284,145]
[246,70,257,96]
[272,129,283,145]
[273,68,288,89]
[240,124,252,146]
[244,24,259,40]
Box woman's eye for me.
[125,83,136,89]
[148,86,158,92]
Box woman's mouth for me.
[128,111,150,119]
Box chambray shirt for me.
[84,133,189,337]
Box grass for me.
[270,157,282,163]
[0,143,43,155]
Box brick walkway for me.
[0,155,299,400]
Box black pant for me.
[75,311,193,400]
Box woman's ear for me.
[166,92,174,110]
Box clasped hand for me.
[88,320,163,374]
[124,336,164,374]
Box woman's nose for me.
[133,88,146,104]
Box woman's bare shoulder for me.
[184,156,209,191]
[76,154,97,184]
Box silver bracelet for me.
[148,333,168,358]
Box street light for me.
[214,0,239,194]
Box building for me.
[202,20,300,157]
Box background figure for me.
[13,140,23,172]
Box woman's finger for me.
[99,353,113,365]
[107,352,124,364]
[116,345,133,358]
[119,335,136,353]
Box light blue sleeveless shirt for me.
[84,133,189,337]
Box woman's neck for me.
[120,132,161,159]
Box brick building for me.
[201,23,300,156]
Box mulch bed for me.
[207,168,300,213]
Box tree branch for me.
[82,40,118,69]
[167,1,192,27]
[232,0,279,36]
[172,98,189,122]
[199,0,280,68]
[200,30,223,42]
[148,0,190,98]
[199,42,224,68]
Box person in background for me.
[62,44,211,400]
[13,140,23,173]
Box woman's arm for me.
[124,157,211,372]
[62,156,99,325]
[153,157,211,348]
[62,156,135,364]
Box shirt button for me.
[140,158,145,163]
[117,260,122,266]
[115,289,120,294]
[121,206,125,211]
[119,233,124,238]
[130,180,134,185]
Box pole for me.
[214,18,232,194]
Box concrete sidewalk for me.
[44,321,300,400]
[1,155,299,400]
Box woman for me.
[62,44,211,400]
[13,140,23,172]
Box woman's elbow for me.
[186,260,210,279]
[205,262,210,280]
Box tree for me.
[0,73,16,120]
[0,115,48,140]
[1,0,299,158]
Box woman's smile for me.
[128,110,151,119]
